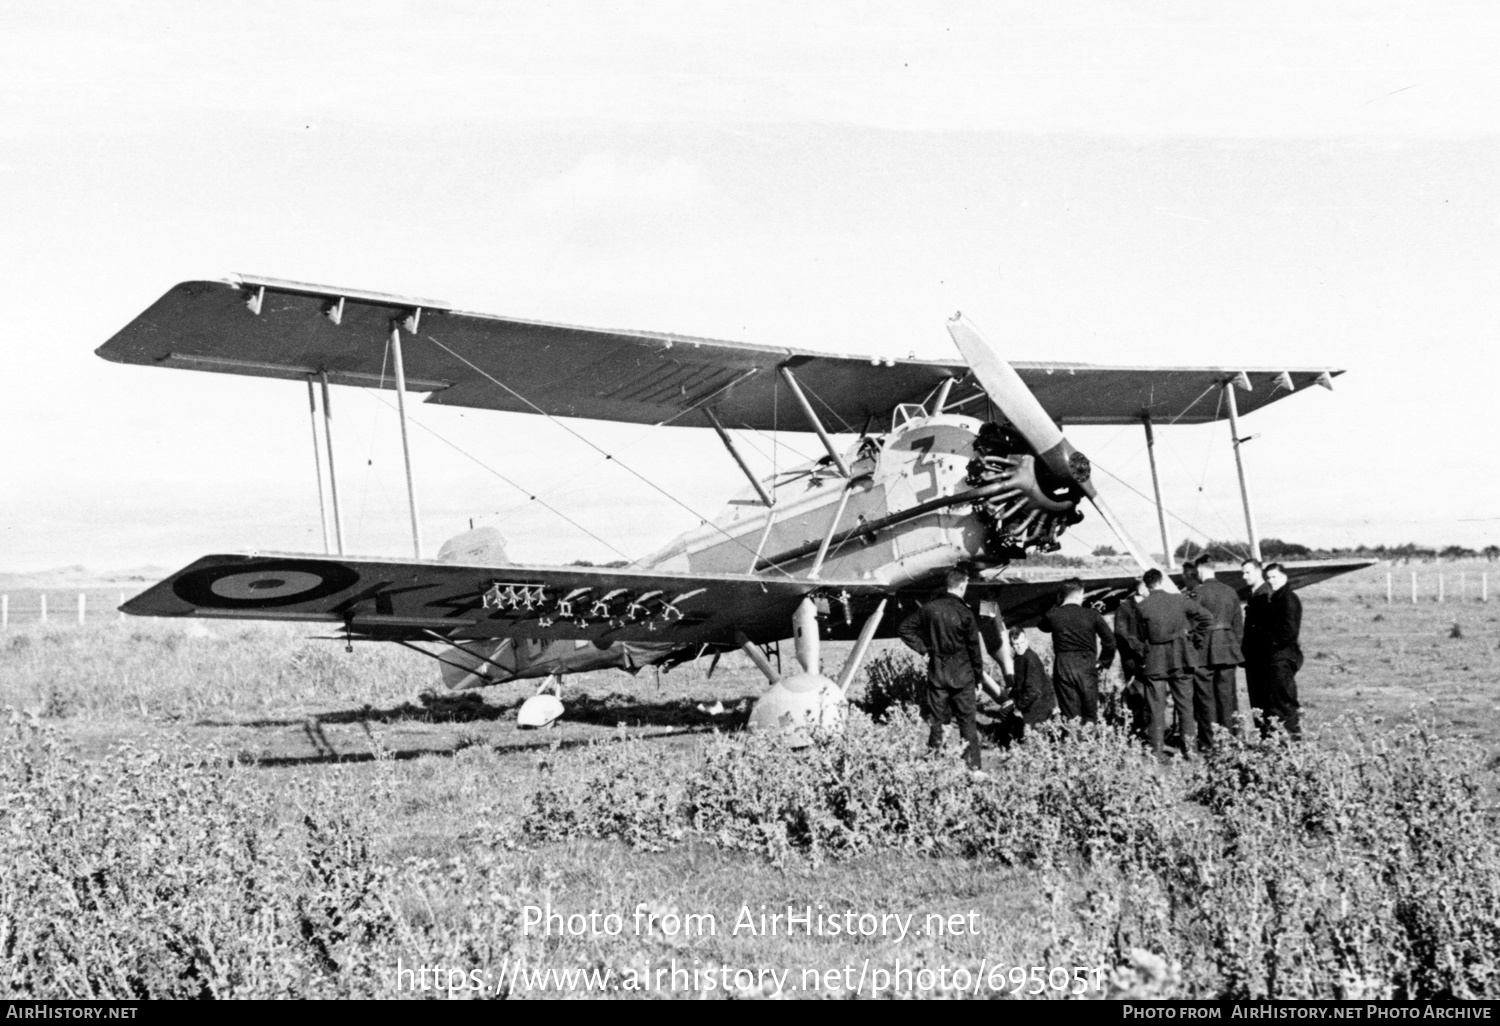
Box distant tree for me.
[568,559,595,566]
[1260,538,1311,560]
[1091,545,1118,557]
[1174,539,1248,563]
[1441,545,1478,560]
[1486,545,1500,562]
[1174,539,1208,562]
[602,559,632,568]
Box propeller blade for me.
[945,313,1170,582]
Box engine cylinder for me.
[966,422,1084,559]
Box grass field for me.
[2,561,1497,999]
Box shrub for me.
[523,712,1500,999]
[852,650,926,722]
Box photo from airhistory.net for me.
[2,1,1499,1010]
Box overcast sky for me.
[3,1,1498,572]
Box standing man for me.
[1039,578,1117,723]
[898,569,989,771]
[1240,558,1273,733]
[1261,563,1304,738]
[1113,578,1152,738]
[1136,568,1213,759]
[1189,556,1245,746]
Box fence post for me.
[40,593,47,624]
[119,592,126,622]
[1386,572,1392,604]
[1484,572,1489,603]
[1459,571,1466,603]
[1438,573,1444,603]
[77,593,85,625]
[1410,571,1417,604]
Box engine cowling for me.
[966,422,1084,559]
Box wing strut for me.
[705,407,773,507]
[318,371,347,554]
[807,483,854,580]
[1142,413,1174,570]
[1223,377,1263,561]
[305,376,331,554]
[390,316,425,558]
[778,366,851,477]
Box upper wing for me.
[97,277,1342,430]
[123,552,1373,643]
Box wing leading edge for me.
[97,278,1343,430]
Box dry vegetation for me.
[1,562,1497,999]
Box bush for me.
[524,712,1500,999]
[851,650,926,722]
[0,712,538,999]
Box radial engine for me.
[965,421,1086,560]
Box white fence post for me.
[1484,572,1489,603]
[1386,572,1392,604]
[39,594,47,624]
[77,593,85,625]
[1438,573,1445,603]
[1410,571,1417,604]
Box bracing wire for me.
[355,335,393,541]
[422,334,799,578]
[1090,459,1250,562]
[358,389,640,566]
[797,374,858,435]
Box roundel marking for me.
[172,560,361,609]
[209,571,324,601]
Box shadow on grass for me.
[197,690,747,730]
[241,723,716,768]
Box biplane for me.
[97,275,1370,732]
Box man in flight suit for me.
[1260,562,1304,738]
[1038,578,1116,723]
[1136,568,1213,759]
[1240,558,1273,733]
[898,569,989,770]
[1113,578,1152,739]
[1187,556,1245,746]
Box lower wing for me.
[123,553,1373,643]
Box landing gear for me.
[744,596,887,746]
[517,673,565,728]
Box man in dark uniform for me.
[1136,568,1213,759]
[1240,557,1273,733]
[1187,556,1245,745]
[1113,578,1151,738]
[1038,578,1116,723]
[1260,562,1304,738]
[898,569,988,770]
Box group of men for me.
[897,556,1305,768]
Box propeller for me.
[946,313,1172,586]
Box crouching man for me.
[999,626,1055,744]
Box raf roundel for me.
[172,559,360,609]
